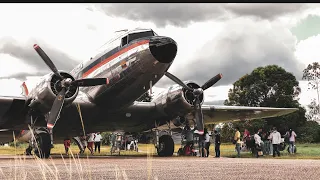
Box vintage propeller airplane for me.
[0,28,297,158]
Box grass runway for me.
[1,143,320,159]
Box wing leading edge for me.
[201,105,298,124]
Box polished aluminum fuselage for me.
[72,37,173,109]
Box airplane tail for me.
[20,82,29,97]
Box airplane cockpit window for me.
[121,36,128,47]
[128,31,154,44]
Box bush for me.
[297,121,320,143]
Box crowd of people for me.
[63,132,102,155]
[63,132,138,155]
[181,125,297,158]
[62,126,297,158]
[235,127,297,158]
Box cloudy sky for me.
[0,3,320,107]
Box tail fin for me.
[20,82,29,97]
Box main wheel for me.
[157,135,174,157]
[34,133,51,159]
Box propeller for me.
[164,72,222,134]
[33,44,108,130]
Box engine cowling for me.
[27,71,79,113]
[153,81,204,117]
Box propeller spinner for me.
[164,72,222,134]
[33,44,108,130]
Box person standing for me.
[214,130,221,158]
[204,128,210,157]
[269,127,281,157]
[288,129,297,154]
[254,129,263,158]
[234,127,241,158]
[94,132,102,153]
[63,137,71,155]
[80,135,87,154]
[87,133,95,155]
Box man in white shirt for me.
[94,132,102,153]
[269,127,281,157]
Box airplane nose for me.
[149,36,177,63]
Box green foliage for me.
[223,65,308,140]
[302,62,320,121]
[302,62,320,91]
[297,121,320,143]
[225,65,301,107]
[306,99,320,121]
[8,141,25,148]
[100,132,112,145]
[220,123,234,143]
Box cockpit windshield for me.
[128,31,154,44]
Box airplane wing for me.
[0,96,27,128]
[200,105,298,124]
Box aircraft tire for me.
[34,133,51,159]
[157,135,174,157]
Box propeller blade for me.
[47,88,67,129]
[164,72,193,91]
[33,44,63,80]
[201,73,223,91]
[71,78,109,87]
[194,98,204,134]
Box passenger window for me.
[121,36,128,47]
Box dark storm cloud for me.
[225,3,307,20]
[95,3,307,27]
[0,72,45,81]
[155,19,304,88]
[0,37,80,80]
[96,3,226,27]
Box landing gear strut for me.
[25,114,52,159]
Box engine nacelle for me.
[152,81,204,117]
[27,71,79,114]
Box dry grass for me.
[1,143,320,159]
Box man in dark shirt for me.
[214,130,221,158]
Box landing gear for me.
[157,135,174,157]
[34,132,51,159]
[154,121,175,157]
[26,113,52,158]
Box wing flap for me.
[201,105,298,124]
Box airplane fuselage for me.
[71,31,177,110]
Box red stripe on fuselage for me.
[82,40,150,78]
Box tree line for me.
[219,64,320,143]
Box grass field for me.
[1,143,320,159]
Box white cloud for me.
[0,54,36,77]
[295,34,320,67]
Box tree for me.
[302,62,320,121]
[224,65,306,133]
[136,91,152,102]
[306,98,320,122]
